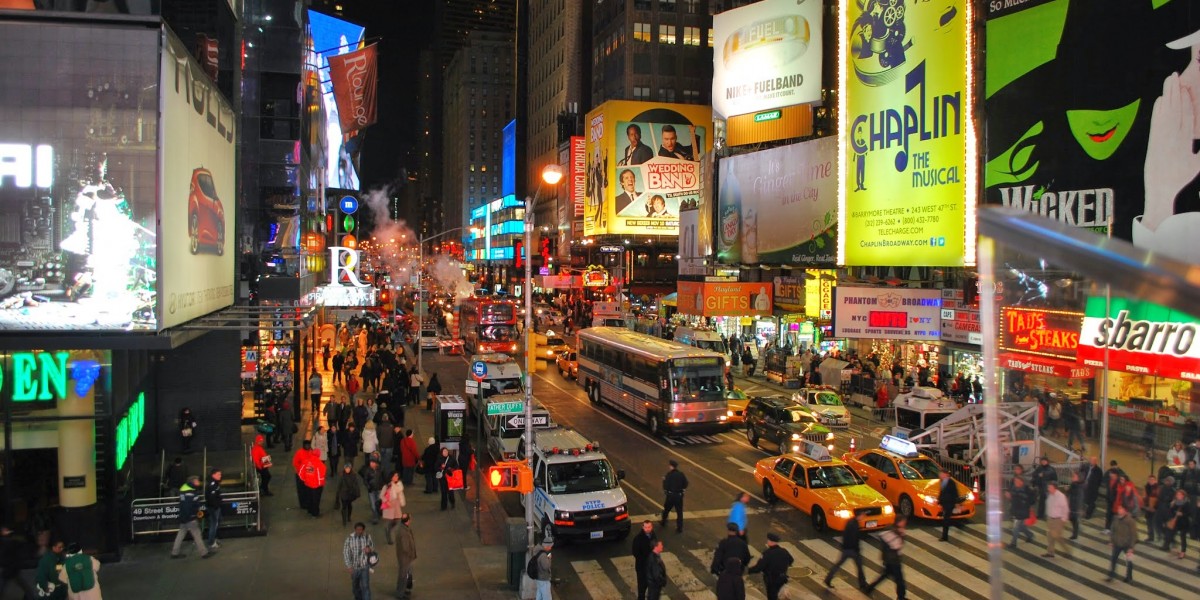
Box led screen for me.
[309,10,365,191]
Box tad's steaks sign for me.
[999,307,1083,360]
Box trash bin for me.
[506,517,527,589]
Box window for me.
[635,252,650,267]
[657,253,675,265]
[708,28,714,48]
[633,22,651,42]
[773,458,794,479]
[634,53,651,74]
[659,25,676,45]
[659,88,676,103]
[683,26,701,46]
[660,0,676,9]
[633,86,650,100]
[683,0,699,13]
[683,89,700,103]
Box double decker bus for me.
[459,296,519,354]
[578,327,730,436]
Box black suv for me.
[744,395,834,455]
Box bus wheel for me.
[589,384,600,405]
[648,414,661,436]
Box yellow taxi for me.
[753,442,895,532]
[841,436,976,521]
[724,387,750,426]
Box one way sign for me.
[506,415,549,428]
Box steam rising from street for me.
[360,186,473,298]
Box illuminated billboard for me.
[985,0,1200,265]
[160,29,237,329]
[838,0,975,266]
[503,120,517,198]
[584,101,713,236]
[309,10,365,191]
[832,287,942,341]
[0,22,160,330]
[712,0,824,119]
[717,137,837,266]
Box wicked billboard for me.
[985,0,1200,265]
[584,101,713,236]
[0,22,160,330]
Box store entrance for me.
[2,448,60,550]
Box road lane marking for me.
[726,456,757,474]
[620,480,662,509]
[570,559,623,600]
[610,556,640,596]
[659,551,710,594]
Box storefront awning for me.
[661,292,677,307]
[997,352,1094,379]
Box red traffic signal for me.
[487,461,532,493]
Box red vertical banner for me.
[570,136,586,218]
[328,44,378,133]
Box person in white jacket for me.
[381,471,407,545]
[1167,441,1188,468]
[362,421,379,457]
[1043,481,1072,558]
[313,426,329,466]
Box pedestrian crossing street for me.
[560,517,1200,600]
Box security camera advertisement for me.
[0,23,161,330]
[985,0,1200,265]
[160,29,236,329]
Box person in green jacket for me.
[34,539,65,599]
[1105,502,1138,583]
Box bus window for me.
[668,360,724,401]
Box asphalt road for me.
[429,351,1200,600]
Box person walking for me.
[298,443,328,517]
[362,421,379,459]
[309,369,324,415]
[748,532,793,600]
[343,522,375,600]
[400,429,420,486]
[1009,476,1036,549]
[58,543,100,600]
[252,434,273,496]
[1081,456,1103,519]
[728,491,749,541]
[1031,456,1057,519]
[1068,471,1085,539]
[335,463,360,525]
[531,537,554,600]
[34,539,65,600]
[327,426,342,475]
[332,350,345,385]
[711,522,751,580]
[381,472,406,544]
[436,447,460,510]
[645,540,668,600]
[170,475,214,559]
[1043,481,1071,557]
[292,443,311,511]
[179,407,198,454]
[359,456,385,524]
[823,512,867,589]
[1105,503,1138,583]
[937,469,961,541]
[204,468,223,549]
[1103,470,1121,533]
[314,426,329,466]
[714,556,746,600]
[1162,488,1192,558]
[631,520,657,600]
[0,524,36,599]
[864,517,907,599]
[377,417,396,469]
[421,437,439,494]
[394,513,417,598]
[342,422,361,470]
[660,460,688,533]
[425,373,442,410]
[278,401,295,452]
[1153,476,1178,545]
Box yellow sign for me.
[584,100,713,236]
[838,0,976,266]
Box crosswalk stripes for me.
[663,434,725,446]
[564,516,1199,600]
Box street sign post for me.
[487,400,526,416]
[471,361,488,381]
[505,414,549,428]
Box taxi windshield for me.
[899,458,943,480]
[813,392,842,406]
[806,465,864,488]
[547,459,619,494]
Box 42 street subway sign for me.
[1077,297,1200,382]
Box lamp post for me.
[524,164,563,561]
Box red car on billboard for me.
[188,167,225,255]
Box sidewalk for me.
[96,358,516,600]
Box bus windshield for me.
[480,303,515,322]
[547,459,620,494]
[669,361,724,401]
[694,340,725,353]
[480,324,516,342]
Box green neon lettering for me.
[37,352,68,401]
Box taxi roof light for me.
[800,441,833,462]
[880,435,919,458]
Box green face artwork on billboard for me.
[984,0,1200,265]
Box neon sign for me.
[115,392,146,471]
[329,246,368,287]
[1000,307,1083,360]
[0,351,69,402]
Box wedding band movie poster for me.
[584,100,713,237]
[985,0,1200,265]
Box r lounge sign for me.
[1078,297,1200,383]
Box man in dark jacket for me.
[937,469,962,541]
[1081,456,1103,519]
[645,540,668,600]
[823,512,867,589]
[1009,476,1035,549]
[359,457,385,525]
[660,460,689,533]
[205,468,223,549]
[421,438,440,494]
[1152,476,1177,543]
[631,520,657,600]
[1068,471,1086,540]
[748,532,793,600]
[170,475,213,559]
[0,524,35,599]
[711,522,751,579]
[1030,456,1057,519]
[332,351,344,384]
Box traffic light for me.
[487,461,532,493]
[513,239,524,269]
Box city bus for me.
[459,296,519,354]
[577,327,730,436]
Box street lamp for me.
[523,163,563,560]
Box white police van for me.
[523,428,631,543]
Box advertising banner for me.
[308,10,365,191]
[712,0,824,119]
[678,202,706,277]
[717,137,836,266]
[584,101,713,236]
[985,0,1200,265]
[328,44,378,134]
[839,0,973,266]
[940,287,981,345]
[832,287,941,340]
[503,121,517,198]
[773,276,805,312]
[998,352,1094,379]
[1078,296,1200,383]
[161,29,237,329]
[998,307,1083,361]
[677,281,774,317]
[569,136,585,218]
[0,22,160,331]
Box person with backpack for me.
[528,537,554,600]
[170,475,214,559]
[57,544,100,600]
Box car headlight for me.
[833,509,854,520]
[727,410,734,417]
[614,505,626,514]
[825,432,835,441]
[554,510,571,520]
[718,415,728,421]
[965,491,976,502]
[791,433,802,440]
[922,495,938,505]
[883,505,894,515]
